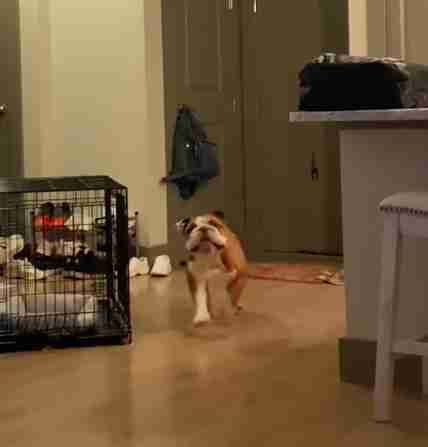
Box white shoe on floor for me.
[129,257,150,278]
[150,255,172,277]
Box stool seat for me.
[380,191,428,215]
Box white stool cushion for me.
[380,192,428,216]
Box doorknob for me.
[0,104,7,115]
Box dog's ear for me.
[211,210,225,220]
[176,217,190,234]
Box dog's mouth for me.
[191,238,224,254]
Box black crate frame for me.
[0,176,132,352]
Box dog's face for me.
[176,211,227,255]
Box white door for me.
[242,0,347,260]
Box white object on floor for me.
[0,234,24,264]
[150,255,172,277]
[316,269,345,286]
[328,269,345,286]
[129,257,150,278]
[6,260,58,280]
[21,293,97,331]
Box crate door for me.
[115,192,130,322]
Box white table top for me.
[290,108,428,123]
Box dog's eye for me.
[208,219,222,229]
[186,223,196,234]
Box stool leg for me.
[374,212,401,422]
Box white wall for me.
[19,0,167,247]
[341,129,428,342]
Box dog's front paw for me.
[226,269,238,281]
[193,315,211,327]
[193,310,211,326]
[233,305,244,315]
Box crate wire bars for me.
[0,176,132,352]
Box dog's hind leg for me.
[227,274,247,314]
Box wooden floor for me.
[1,271,428,446]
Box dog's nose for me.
[199,226,210,235]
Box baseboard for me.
[249,250,343,265]
[338,337,422,394]
[139,244,169,266]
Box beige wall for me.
[348,0,368,56]
[396,1,428,64]
[19,0,167,247]
[348,0,389,57]
[349,0,428,61]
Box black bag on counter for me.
[298,53,428,111]
[298,61,406,111]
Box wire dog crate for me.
[0,176,132,352]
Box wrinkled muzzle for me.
[185,224,226,254]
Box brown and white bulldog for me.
[176,211,248,326]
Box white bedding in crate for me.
[0,292,97,332]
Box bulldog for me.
[176,211,248,326]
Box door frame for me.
[0,0,24,178]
